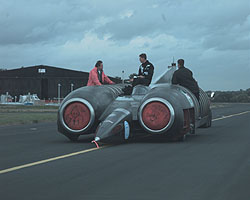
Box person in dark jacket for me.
[122,53,154,95]
[132,53,154,87]
[172,59,200,101]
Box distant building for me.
[0,65,120,100]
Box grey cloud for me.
[0,0,249,91]
[0,0,95,45]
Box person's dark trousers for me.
[122,78,150,95]
[132,78,150,87]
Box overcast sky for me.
[0,0,249,90]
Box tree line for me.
[207,88,250,103]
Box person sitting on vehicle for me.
[172,59,200,101]
[132,53,154,87]
[87,60,114,86]
[122,53,154,95]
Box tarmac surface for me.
[0,103,250,200]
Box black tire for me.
[66,134,80,142]
[190,123,196,134]
[201,110,212,128]
[167,134,186,142]
[177,134,186,142]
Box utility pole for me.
[58,83,61,104]
[122,70,125,84]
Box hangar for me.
[0,65,120,100]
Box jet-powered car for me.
[57,64,211,146]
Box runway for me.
[0,103,250,200]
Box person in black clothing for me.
[132,53,154,87]
[122,53,154,95]
[172,59,200,101]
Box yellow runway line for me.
[0,146,104,175]
[212,110,250,122]
[1,110,250,175]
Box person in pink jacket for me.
[87,60,114,86]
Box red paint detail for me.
[63,102,90,130]
[92,140,100,148]
[142,101,171,130]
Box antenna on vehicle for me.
[168,56,176,68]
